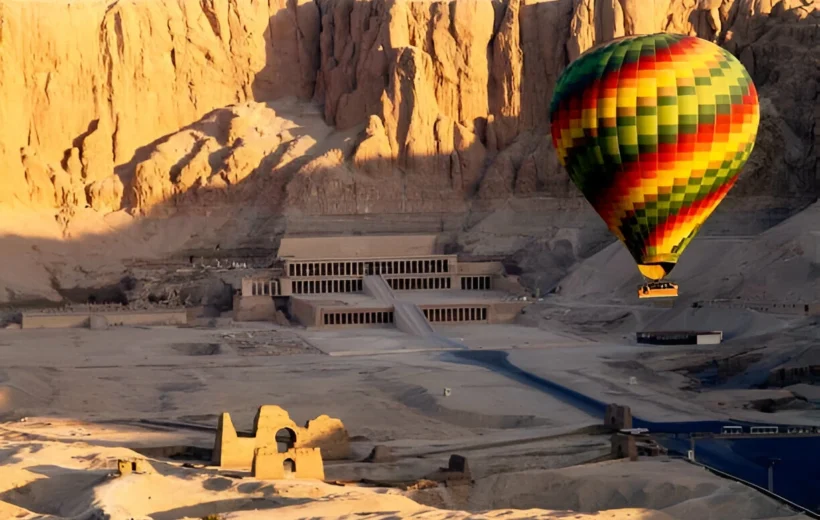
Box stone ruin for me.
[213,405,350,480]
[611,433,639,461]
[605,403,666,461]
[364,445,397,463]
[426,454,472,483]
[117,458,153,476]
[604,403,633,430]
[611,433,667,461]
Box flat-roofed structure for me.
[636,330,723,345]
[234,234,528,330]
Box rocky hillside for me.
[0,0,817,220]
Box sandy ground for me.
[0,325,596,438]
[0,417,809,520]
[431,322,820,426]
[6,322,812,432]
[0,319,816,519]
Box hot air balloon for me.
[549,33,760,298]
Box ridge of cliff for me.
[0,0,817,221]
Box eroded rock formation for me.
[0,0,816,217]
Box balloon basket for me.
[637,281,679,300]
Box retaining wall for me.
[289,297,321,327]
[234,296,277,322]
[491,275,528,296]
[22,309,188,329]
[490,301,530,323]
[698,301,820,316]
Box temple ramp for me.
[393,301,436,337]
[363,275,396,304]
[363,275,465,348]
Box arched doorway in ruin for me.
[283,458,296,477]
[275,427,296,453]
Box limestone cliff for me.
[0,0,817,218]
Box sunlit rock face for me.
[0,0,815,216]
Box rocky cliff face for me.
[0,0,817,219]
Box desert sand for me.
[0,420,808,520]
[0,314,816,519]
[1,415,792,520]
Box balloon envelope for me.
[549,33,760,280]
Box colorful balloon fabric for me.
[549,33,760,281]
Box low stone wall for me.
[234,296,276,322]
[289,297,321,327]
[489,301,530,323]
[22,309,188,329]
[697,300,820,316]
[491,275,528,296]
